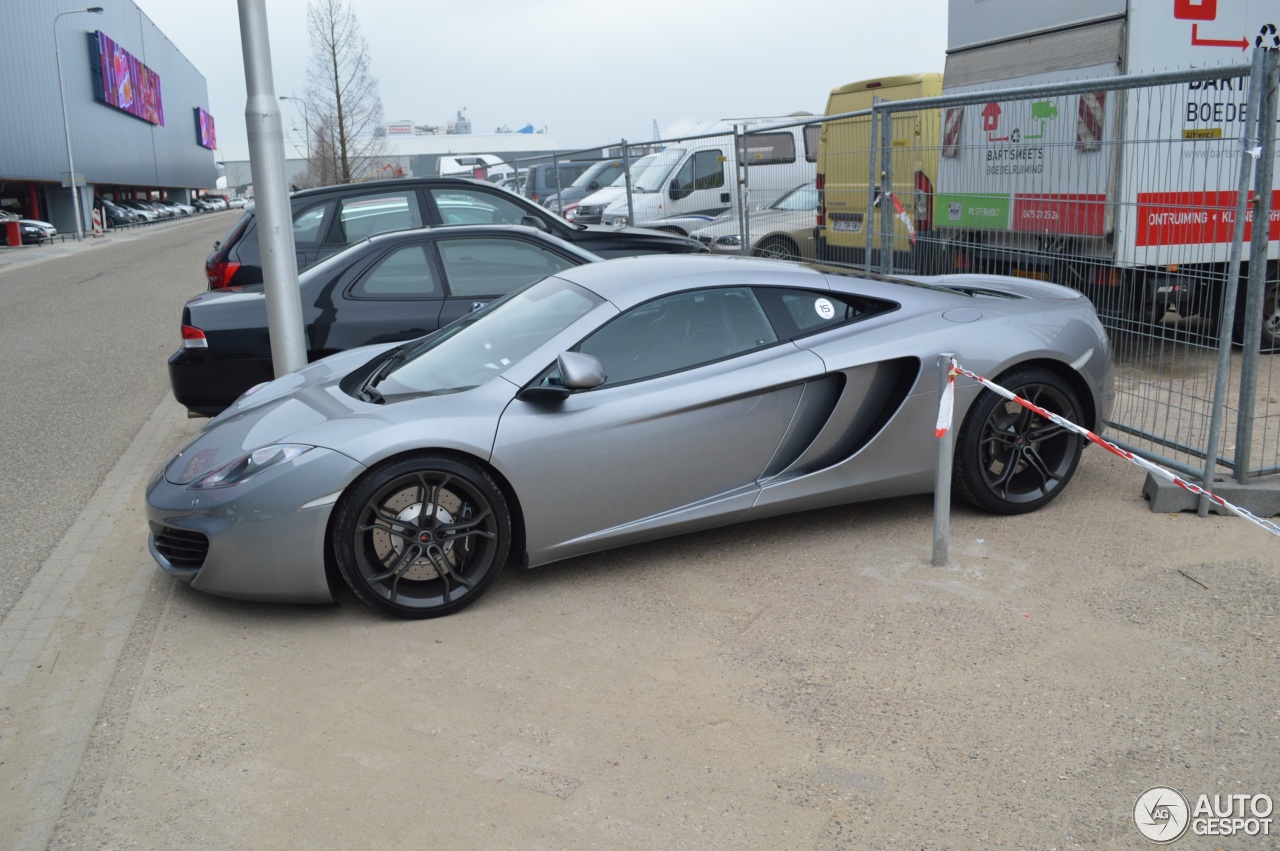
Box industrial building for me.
[0,1,217,236]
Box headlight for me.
[189,444,312,489]
[715,235,741,247]
[611,216,630,227]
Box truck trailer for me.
[935,0,1278,344]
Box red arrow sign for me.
[1191,24,1249,50]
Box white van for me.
[435,153,515,182]
[600,119,819,232]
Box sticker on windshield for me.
[814,298,836,320]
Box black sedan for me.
[205,176,705,289]
[171,225,600,416]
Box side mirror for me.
[517,352,606,403]
[520,215,549,232]
[588,180,600,190]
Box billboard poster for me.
[91,30,164,126]
[195,107,216,149]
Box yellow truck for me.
[816,73,944,272]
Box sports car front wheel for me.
[333,455,511,618]
[954,368,1084,515]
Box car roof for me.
[552,255,834,309]
[287,176,498,200]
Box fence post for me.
[933,353,956,567]
[864,98,879,274]
[1200,48,1267,513]
[736,124,750,255]
[878,103,894,276]
[1233,48,1280,484]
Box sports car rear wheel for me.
[333,455,511,618]
[954,368,1084,515]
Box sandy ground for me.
[1,392,1276,851]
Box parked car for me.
[170,201,197,216]
[96,199,140,227]
[522,160,599,205]
[572,154,660,224]
[171,224,600,416]
[195,196,228,211]
[204,176,705,289]
[146,255,1114,618]
[691,181,821,260]
[543,158,632,214]
[228,197,248,209]
[0,210,57,244]
[119,200,160,221]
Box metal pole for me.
[933,353,956,566]
[53,7,103,242]
[879,103,894,275]
[1233,48,1280,483]
[1200,48,1266,512]
[622,138,636,228]
[236,0,307,376]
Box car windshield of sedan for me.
[374,277,604,399]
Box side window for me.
[578,287,778,385]
[430,187,533,226]
[293,204,330,244]
[754,287,893,339]
[437,237,578,298]
[335,192,423,244]
[350,244,440,297]
[737,132,797,166]
[803,124,820,162]
[670,150,725,200]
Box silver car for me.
[146,256,1114,618]
[692,182,821,260]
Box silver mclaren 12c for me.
[146,255,1114,618]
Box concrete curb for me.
[0,398,195,849]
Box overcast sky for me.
[134,0,950,159]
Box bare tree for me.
[303,0,386,184]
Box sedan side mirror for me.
[517,352,606,403]
[520,215,549,232]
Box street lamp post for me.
[53,6,104,241]
[279,95,311,184]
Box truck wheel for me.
[1231,280,1280,353]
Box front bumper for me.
[145,446,366,603]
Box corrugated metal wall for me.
[0,1,217,190]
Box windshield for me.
[630,149,684,193]
[605,154,658,189]
[375,277,603,398]
[771,183,819,212]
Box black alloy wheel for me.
[954,368,1085,515]
[333,455,511,618]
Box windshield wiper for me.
[358,346,410,403]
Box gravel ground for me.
[10,407,1276,850]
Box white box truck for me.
[936,0,1278,342]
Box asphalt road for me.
[0,215,232,620]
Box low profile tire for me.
[333,455,511,618]
[753,237,799,261]
[954,368,1084,515]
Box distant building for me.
[0,1,217,233]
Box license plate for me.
[832,218,862,233]
[1011,268,1051,282]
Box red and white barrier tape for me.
[939,358,1280,538]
